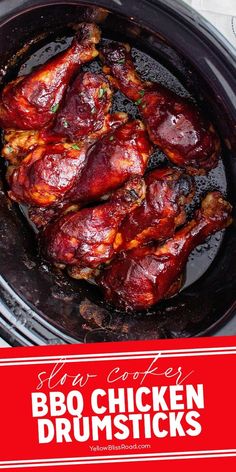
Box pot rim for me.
[0,0,235,61]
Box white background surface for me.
[0,0,235,346]
[184,0,236,45]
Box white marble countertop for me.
[0,0,235,347]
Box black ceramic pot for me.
[0,0,235,346]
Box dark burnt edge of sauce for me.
[0,28,228,317]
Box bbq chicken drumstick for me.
[2,71,123,165]
[7,117,150,208]
[67,119,153,204]
[7,142,88,207]
[99,192,232,310]
[100,42,221,174]
[40,176,146,280]
[0,23,100,130]
[116,166,194,250]
[53,71,112,140]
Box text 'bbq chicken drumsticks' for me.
[40,176,146,280]
[0,23,101,130]
[100,42,221,174]
[67,119,153,204]
[99,192,232,310]
[116,166,194,250]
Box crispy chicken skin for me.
[53,71,112,140]
[7,143,88,206]
[116,167,194,250]
[28,203,68,230]
[40,176,146,279]
[99,192,232,310]
[100,42,221,174]
[67,119,153,204]
[2,128,67,165]
[0,23,100,130]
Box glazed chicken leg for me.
[0,23,100,130]
[25,119,151,223]
[116,166,194,250]
[2,71,121,165]
[100,42,221,174]
[53,71,112,140]
[7,143,88,207]
[99,192,232,310]
[67,119,153,204]
[7,111,128,207]
[40,176,146,279]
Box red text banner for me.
[0,336,235,471]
